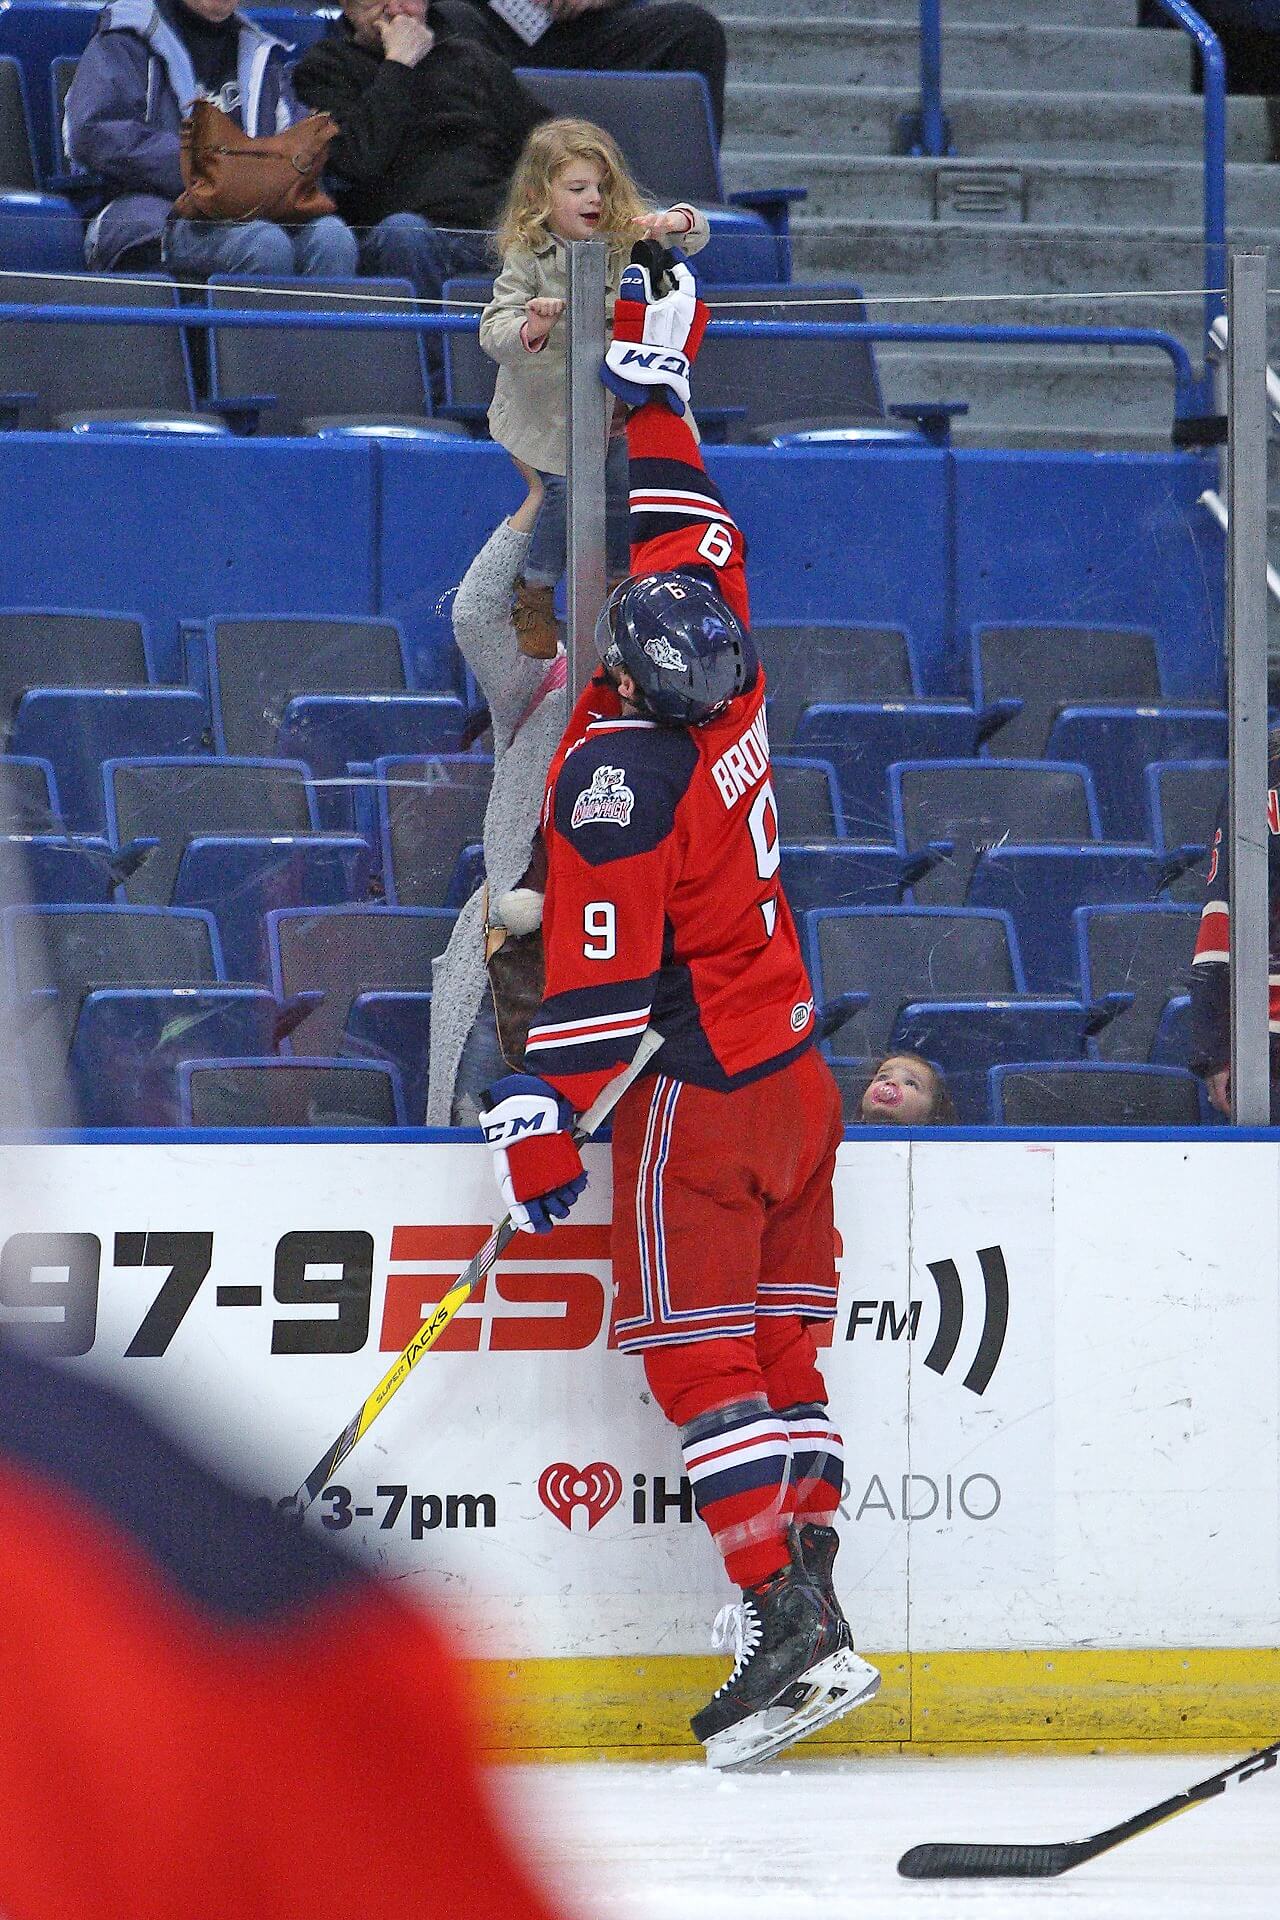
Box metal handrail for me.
[1120,0,1227,350]
[917,0,946,159]
[0,303,1204,426]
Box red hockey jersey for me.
[525,397,817,1112]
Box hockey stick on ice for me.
[291,1027,664,1514]
[897,1737,1280,1879]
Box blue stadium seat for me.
[890,758,1101,908]
[1150,992,1193,1069]
[966,845,1169,994]
[172,834,373,984]
[341,988,432,1126]
[758,624,920,750]
[178,1055,406,1129]
[0,610,155,744]
[267,903,457,1056]
[772,756,844,838]
[1043,706,1228,840]
[988,1060,1204,1127]
[1146,758,1224,902]
[1073,902,1200,1062]
[792,702,981,841]
[887,997,1094,1124]
[0,833,118,905]
[0,754,62,830]
[511,69,801,282]
[275,695,469,829]
[0,190,82,274]
[104,756,318,905]
[9,687,210,833]
[66,984,281,1126]
[780,842,911,914]
[375,752,493,907]
[804,904,1025,1059]
[970,622,1171,759]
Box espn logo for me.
[380,1225,611,1353]
[844,1244,1009,1396]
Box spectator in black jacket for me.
[438,0,727,142]
[294,0,549,397]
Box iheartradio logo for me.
[538,1461,622,1532]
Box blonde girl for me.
[479,117,710,656]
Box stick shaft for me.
[293,1029,664,1509]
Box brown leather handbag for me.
[174,99,338,223]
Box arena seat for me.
[804,904,1024,1060]
[204,613,432,760]
[266,903,457,1057]
[792,701,983,842]
[205,277,440,435]
[771,757,844,838]
[971,622,1172,758]
[988,1061,1204,1127]
[1073,902,1200,1063]
[0,273,220,430]
[890,759,1101,907]
[172,833,373,984]
[66,983,281,1127]
[511,69,799,283]
[104,756,317,906]
[0,833,117,906]
[178,1055,406,1129]
[779,842,911,915]
[341,988,432,1126]
[1043,706,1227,841]
[1150,992,1193,1069]
[375,753,493,908]
[0,754,62,830]
[0,56,38,190]
[274,694,468,829]
[756,624,920,750]
[966,845,1171,995]
[887,998,1095,1124]
[0,610,153,739]
[1145,759,1224,899]
[10,687,210,833]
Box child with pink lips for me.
[480,117,709,657]
[859,1053,956,1126]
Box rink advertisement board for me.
[3,1136,1278,1747]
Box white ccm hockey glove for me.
[479,1072,587,1235]
[602,257,710,417]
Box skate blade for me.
[702,1650,882,1772]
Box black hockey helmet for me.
[594,571,750,728]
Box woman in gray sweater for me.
[426,463,567,1125]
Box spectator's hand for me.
[635,207,694,241]
[525,296,565,344]
[380,14,435,64]
[1206,1064,1231,1115]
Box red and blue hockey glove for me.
[480,1072,587,1235]
[602,256,709,417]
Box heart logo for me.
[538,1460,622,1532]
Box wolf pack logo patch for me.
[643,634,687,673]
[572,764,635,830]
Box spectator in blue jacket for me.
[65,0,359,279]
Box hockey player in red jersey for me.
[481,252,880,1768]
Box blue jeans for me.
[525,436,631,588]
[359,213,493,403]
[164,214,359,279]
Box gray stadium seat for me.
[988,1061,1203,1127]
[205,615,417,760]
[805,904,1023,1059]
[266,903,457,1056]
[758,624,919,750]
[971,622,1171,759]
[1073,902,1200,1062]
[891,759,1100,907]
[179,1056,405,1128]
[105,757,316,906]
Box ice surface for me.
[499,1754,1280,1920]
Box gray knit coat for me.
[425,519,569,1125]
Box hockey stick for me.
[897,1737,1280,1879]
[291,1027,664,1513]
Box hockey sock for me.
[679,1396,793,1589]
[781,1401,844,1529]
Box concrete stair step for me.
[722,83,1273,164]
[724,152,1280,231]
[790,216,1280,299]
[717,19,1190,93]
[709,0,1140,20]
[875,345,1178,433]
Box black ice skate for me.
[693,1555,880,1772]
